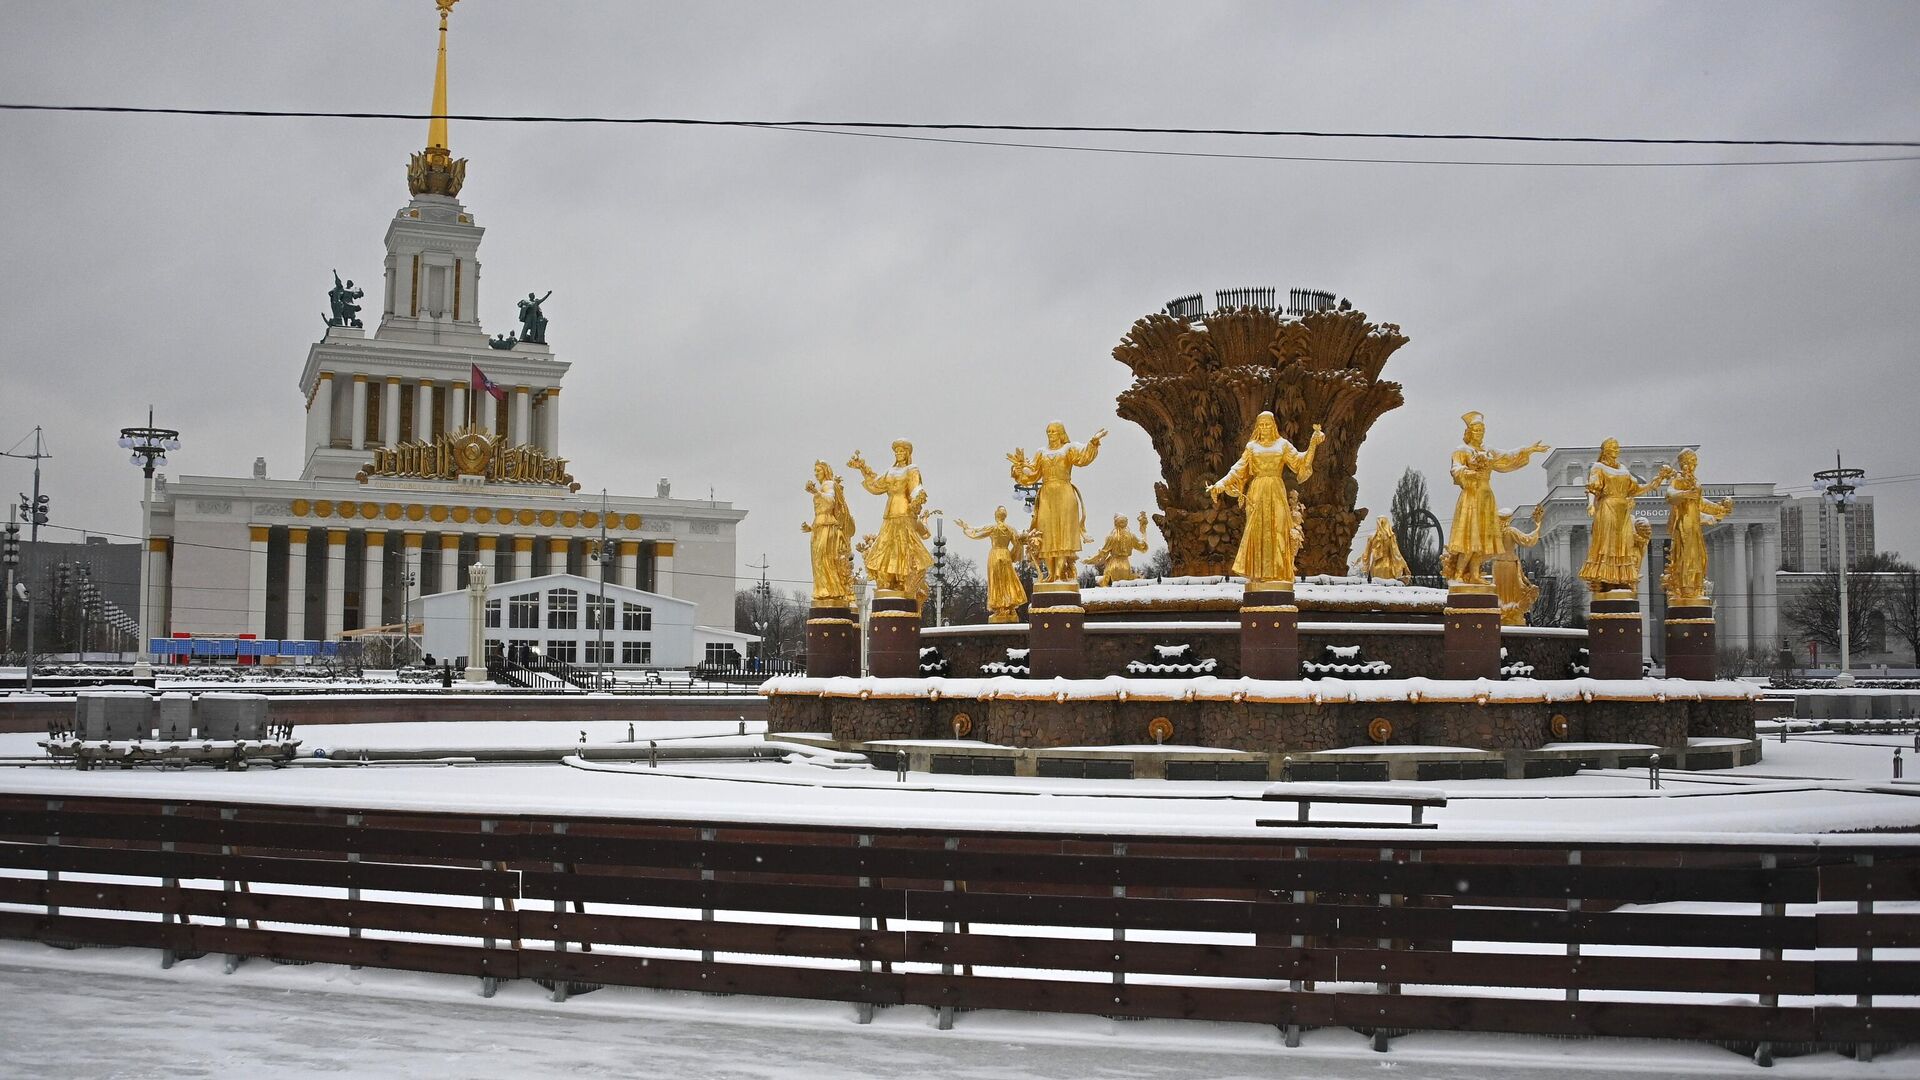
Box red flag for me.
[471,363,507,402]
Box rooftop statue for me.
[1206,412,1323,586]
[848,441,934,602]
[517,290,552,344]
[326,270,364,328]
[802,461,856,610]
[1579,438,1672,594]
[1008,422,1104,583]
[1085,512,1150,588]
[1442,411,1549,586]
[1661,448,1734,606]
[956,506,1031,623]
[488,332,518,350]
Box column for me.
[513,536,534,582]
[323,529,348,640]
[403,532,426,620]
[512,386,531,445]
[350,375,369,450]
[450,382,469,433]
[382,377,402,447]
[618,540,641,589]
[1754,521,1781,650]
[306,371,334,453]
[363,530,387,629]
[653,541,675,598]
[144,538,173,643]
[440,533,463,593]
[418,378,438,439]
[286,528,308,639]
[548,536,571,578]
[543,388,561,453]
[247,526,270,638]
[475,535,497,587]
[1728,525,1751,653]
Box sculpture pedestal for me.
[1443,584,1502,679]
[1664,602,1715,681]
[806,606,860,678]
[1029,582,1086,679]
[1588,589,1644,679]
[1240,580,1299,680]
[867,591,922,679]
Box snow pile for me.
[763,674,1762,705]
[1084,574,1445,612]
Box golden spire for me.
[407,0,466,197]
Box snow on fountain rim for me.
[1084,574,1445,610]
[762,674,1760,705]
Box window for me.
[622,602,652,632]
[546,640,578,664]
[705,642,738,666]
[547,589,578,630]
[508,592,539,629]
[621,641,652,665]
[584,640,613,665]
[585,596,615,631]
[485,598,501,629]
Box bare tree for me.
[1144,547,1174,579]
[928,554,988,627]
[1389,468,1443,581]
[1880,563,1920,663]
[1781,553,1903,653]
[1528,570,1587,628]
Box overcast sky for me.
[2,1,1915,598]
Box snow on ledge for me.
[1083,575,1446,611]
[761,674,1761,705]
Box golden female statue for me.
[800,461,855,608]
[1578,438,1673,594]
[848,441,935,600]
[1491,506,1543,625]
[1355,516,1411,582]
[1085,512,1150,588]
[1661,449,1732,605]
[955,507,1031,623]
[1443,411,1550,586]
[1206,412,1324,585]
[1008,422,1105,582]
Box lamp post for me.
[592,489,609,687]
[119,408,180,677]
[1815,454,1865,688]
[2,511,17,658]
[4,427,51,691]
[400,568,418,665]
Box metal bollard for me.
[739,719,746,736]
[1648,753,1661,790]
[648,740,658,768]
[1280,755,1292,783]
[896,755,907,783]
[627,722,634,743]
[1896,748,1905,780]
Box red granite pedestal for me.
[1028,581,1086,679]
[1588,589,1644,679]
[1240,580,1299,680]
[867,590,922,678]
[805,606,859,678]
[1443,584,1502,679]
[1664,602,1715,681]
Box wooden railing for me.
[0,792,1916,1060]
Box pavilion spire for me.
[407,0,466,197]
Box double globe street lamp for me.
[119,409,180,676]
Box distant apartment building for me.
[1779,495,1875,572]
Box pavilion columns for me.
[362,530,387,629]
[403,533,425,618]
[1753,523,1780,649]
[350,375,369,451]
[475,535,498,585]
[548,536,571,577]
[450,383,469,432]
[307,371,335,451]
[440,533,463,593]
[653,541,675,598]
[286,528,309,639]
[381,377,402,447]
[513,536,534,582]
[512,386,531,446]
[1726,526,1751,653]
[246,526,270,638]
[144,538,173,645]
[618,540,641,588]
[542,387,561,453]
[323,528,349,641]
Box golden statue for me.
[1578,438,1673,594]
[848,441,935,601]
[1355,516,1411,582]
[1442,411,1550,586]
[801,461,855,608]
[1206,412,1324,586]
[1008,422,1105,583]
[1492,506,1544,625]
[955,507,1031,623]
[1660,448,1734,606]
[1085,512,1150,588]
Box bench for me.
[1256,782,1447,829]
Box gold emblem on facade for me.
[355,425,580,491]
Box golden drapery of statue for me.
[1492,506,1544,625]
[1008,423,1104,582]
[1206,412,1323,585]
[358,427,578,490]
[956,507,1030,623]
[1355,516,1411,582]
[1442,412,1549,586]
[801,461,856,608]
[1085,512,1150,588]
[1579,438,1673,594]
[849,441,935,600]
[1661,449,1732,606]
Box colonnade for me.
[305,371,560,453]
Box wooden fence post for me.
[551,821,569,1003]
[160,803,177,969]
[938,835,958,1031]
[856,833,874,1025]
[221,807,241,974]
[480,818,499,999]
[1855,852,1874,1063]
[1111,842,1127,1014]
[1756,851,1777,1068]
[346,813,362,970]
[1566,849,1582,1006]
[1286,843,1306,1048]
[700,827,717,967]
[1372,846,1395,1053]
[44,799,60,923]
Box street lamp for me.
[119,407,180,677]
[1814,453,1865,688]
[3,426,51,691]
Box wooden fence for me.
[1,792,1916,1062]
